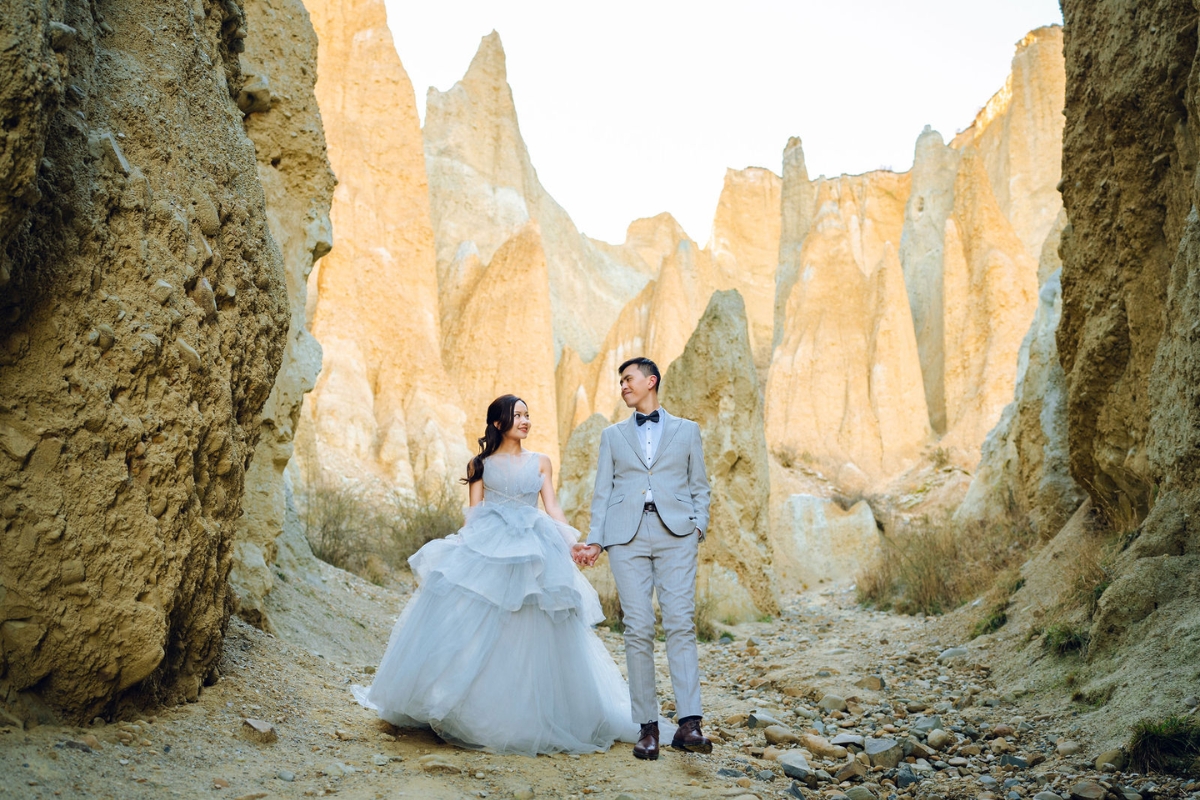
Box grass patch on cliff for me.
[1127,715,1200,775]
[299,481,464,582]
[856,500,1035,617]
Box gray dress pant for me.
[606,509,701,724]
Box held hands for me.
[571,542,602,567]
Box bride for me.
[354,394,638,755]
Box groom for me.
[573,357,712,760]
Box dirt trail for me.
[1,561,1192,800]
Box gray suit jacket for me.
[587,408,711,549]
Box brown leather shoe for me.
[633,721,659,760]
[671,716,712,753]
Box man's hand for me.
[571,542,602,567]
[696,527,705,543]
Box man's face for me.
[619,366,656,408]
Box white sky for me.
[385,0,1064,245]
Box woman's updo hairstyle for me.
[463,394,525,484]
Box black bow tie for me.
[635,410,660,426]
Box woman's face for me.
[505,401,530,441]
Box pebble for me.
[749,710,787,728]
[1184,695,1199,708]
[1068,781,1107,800]
[241,718,277,744]
[937,646,969,662]
[817,694,848,712]
[926,728,953,750]
[864,737,902,768]
[276,770,294,782]
[777,751,811,780]
[912,714,942,734]
[799,733,848,759]
[1033,793,1064,800]
[1057,740,1082,756]
[764,725,801,745]
[513,789,536,800]
[1094,749,1126,771]
[831,733,865,747]
[854,675,885,691]
[844,786,876,800]
[372,754,390,766]
[756,769,776,781]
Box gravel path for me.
[1,577,1195,800]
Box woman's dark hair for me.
[618,356,661,392]
[463,394,525,484]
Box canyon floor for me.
[2,555,1196,800]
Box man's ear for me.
[648,375,658,391]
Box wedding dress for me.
[354,451,638,755]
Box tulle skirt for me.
[353,502,639,755]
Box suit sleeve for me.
[587,430,615,546]
[688,422,711,533]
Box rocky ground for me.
[1,562,1197,800]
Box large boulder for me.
[231,0,336,629]
[662,290,779,619]
[0,0,287,721]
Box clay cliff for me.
[424,32,649,366]
[294,0,471,496]
[1,0,288,721]
[710,167,783,374]
[660,291,780,620]
[229,0,336,628]
[1056,0,1200,651]
[764,167,933,481]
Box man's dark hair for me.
[618,357,661,392]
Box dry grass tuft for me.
[1127,715,1200,775]
[299,481,465,583]
[856,496,1035,617]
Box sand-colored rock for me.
[442,223,560,464]
[772,496,880,588]
[296,0,470,496]
[899,127,961,433]
[425,31,648,363]
[661,291,779,619]
[0,0,61,286]
[1055,0,1200,656]
[0,0,286,721]
[951,26,1065,261]
[956,271,1083,535]
[710,167,783,372]
[555,215,716,438]
[774,137,817,354]
[231,0,336,629]
[765,171,931,482]
[939,150,1039,465]
[557,414,608,532]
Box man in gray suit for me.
[573,357,712,760]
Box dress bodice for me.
[482,452,543,508]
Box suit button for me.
[641,490,646,495]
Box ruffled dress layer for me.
[354,452,638,756]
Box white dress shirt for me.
[639,410,663,503]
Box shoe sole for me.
[671,741,713,754]
[633,750,659,760]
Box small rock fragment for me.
[855,675,885,691]
[276,769,294,781]
[845,787,876,800]
[749,710,786,728]
[864,737,903,768]
[1068,781,1107,800]
[926,728,953,750]
[176,338,201,369]
[48,21,78,49]
[1056,740,1081,756]
[96,324,115,351]
[1094,748,1126,771]
[799,733,848,760]
[817,694,848,712]
[777,751,811,780]
[241,718,277,744]
[764,725,801,745]
[937,646,968,663]
[151,280,174,304]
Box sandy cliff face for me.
[765,170,932,481]
[952,26,1066,262]
[424,32,649,364]
[295,0,470,496]
[554,214,716,445]
[956,271,1082,534]
[1057,0,1200,652]
[230,0,335,628]
[0,0,287,720]
[938,150,1040,465]
[710,167,783,374]
[661,291,779,620]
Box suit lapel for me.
[619,414,650,468]
[651,409,683,467]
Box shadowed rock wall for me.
[230,0,335,629]
[0,0,288,721]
